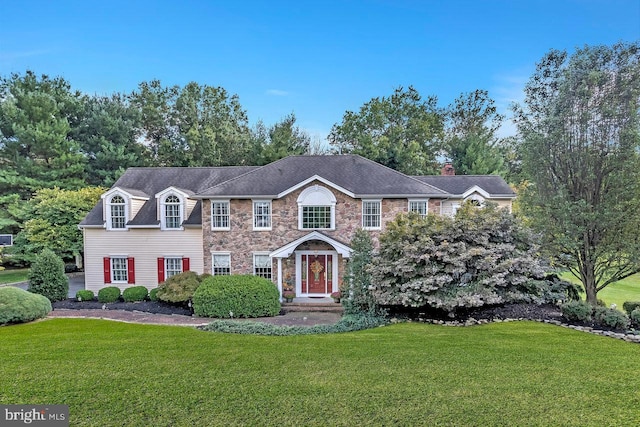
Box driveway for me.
[9,274,84,298]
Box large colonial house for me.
[79,155,515,299]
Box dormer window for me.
[297,185,336,230]
[109,195,127,229]
[163,195,182,229]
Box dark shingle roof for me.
[80,166,257,227]
[413,175,515,197]
[196,155,447,198]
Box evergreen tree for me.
[28,248,69,302]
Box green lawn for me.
[1,319,638,426]
[0,268,29,284]
[561,272,640,308]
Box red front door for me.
[301,254,333,294]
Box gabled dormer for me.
[101,187,150,230]
[155,187,196,230]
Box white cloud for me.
[266,89,289,96]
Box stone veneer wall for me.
[202,181,443,278]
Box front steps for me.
[281,301,344,314]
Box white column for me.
[277,257,283,301]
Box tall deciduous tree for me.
[130,80,253,166]
[328,86,444,175]
[257,113,311,164]
[444,90,506,175]
[514,42,640,305]
[0,71,86,195]
[10,187,104,264]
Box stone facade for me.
[202,180,442,282]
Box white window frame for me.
[253,253,272,280]
[111,256,128,283]
[211,252,231,276]
[252,200,272,231]
[297,185,336,230]
[408,199,429,218]
[160,193,184,230]
[301,206,333,230]
[107,194,128,230]
[165,257,183,279]
[211,200,231,230]
[362,200,382,230]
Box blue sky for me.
[1,0,638,140]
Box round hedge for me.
[0,286,52,325]
[98,286,121,303]
[122,286,148,302]
[76,290,95,302]
[149,288,159,302]
[193,275,281,318]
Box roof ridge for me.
[352,155,447,194]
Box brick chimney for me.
[441,163,455,176]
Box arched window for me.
[109,195,126,229]
[297,185,337,230]
[465,194,485,207]
[164,195,182,229]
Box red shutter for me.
[182,257,190,272]
[103,257,111,284]
[127,258,136,284]
[157,257,165,283]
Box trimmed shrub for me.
[157,271,205,304]
[149,288,159,302]
[622,301,640,316]
[122,286,148,302]
[630,308,640,325]
[27,249,69,302]
[98,286,121,303]
[0,286,52,325]
[594,307,630,330]
[561,300,593,322]
[76,290,95,302]
[193,275,280,318]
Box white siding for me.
[185,198,197,220]
[84,228,203,293]
[441,198,513,217]
[130,199,146,220]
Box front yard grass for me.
[1,319,638,426]
[0,268,29,285]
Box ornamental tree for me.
[369,203,570,313]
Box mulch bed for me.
[52,299,192,316]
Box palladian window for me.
[297,185,336,230]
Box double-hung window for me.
[212,253,231,275]
[109,195,126,229]
[211,201,230,230]
[409,200,429,218]
[253,201,272,230]
[164,195,182,229]
[362,200,381,230]
[165,257,183,279]
[253,254,272,279]
[111,257,128,282]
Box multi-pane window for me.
[302,206,332,229]
[164,195,181,229]
[253,254,272,279]
[111,257,128,282]
[110,195,126,229]
[362,200,381,229]
[211,201,230,229]
[212,254,231,275]
[253,201,271,229]
[409,200,428,218]
[165,257,182,279]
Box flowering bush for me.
[330,291,341,299]
[282,291,295,300]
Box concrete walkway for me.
[47,308,342,327]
